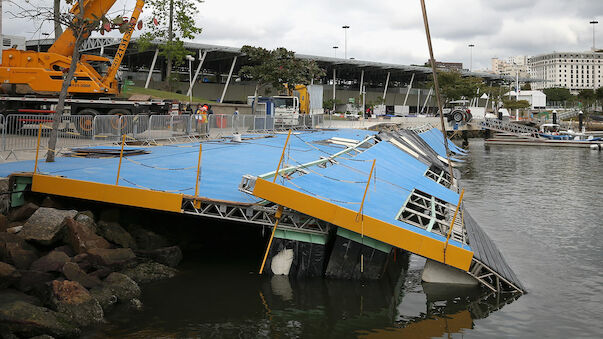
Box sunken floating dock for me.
[485,137,603,148]
[1,126,524,294]
[475,119,603,149]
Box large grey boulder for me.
[0,262,21,289]
[63,218,110,254]
[74,211,96,233]
[121,262,177,284]
[87,247,135,268]
[48,280,103,328]
[0,233,38,270]
[104,272,141,301]
[0,289,80,338]
[89,286,117,312]
[97,221,136,249]
[30,251,71,273]
[90,272,140,312]
[135,246,182,267]
[62,262,101,289]
[20,208,78,246]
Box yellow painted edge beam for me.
[252,178,473,271]
[32,174,183,213]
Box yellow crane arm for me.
[101,0,145,86]
[48,0,118,57]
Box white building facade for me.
[491,56,529,78]
[528,52,603,92]
[504,90,547,109]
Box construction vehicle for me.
[266,84,323,126]
[0,0,177,122]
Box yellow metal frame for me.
[32,174,183,213]
[251,178,473,271]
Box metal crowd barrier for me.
[0,113,326,156]
[2,114,100,152]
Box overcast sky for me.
[2,0,602,70]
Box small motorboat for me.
[538,123,573,140]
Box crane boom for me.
[102,0,145,86]
[48,0,118,57]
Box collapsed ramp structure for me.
[2,123,523,294]
[240,128,524,294]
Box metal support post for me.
[417,88,421,114]
[382,71,390,104]
[145,49,159,89]
[515,70,520,121]
[187,51,207,97]
[194,143,203,197]
[115,134,126,185]
[421,87,432,113]
[362,85,366,117]
[359,69,364,96]
[34,124,42,174]
[332,68,336,112]
[219,56,238,103]
[403,73,415,106]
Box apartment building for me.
[528,51,603,92]
[491,56,529,78]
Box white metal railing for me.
[0,113,324,158]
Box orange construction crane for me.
[0,0,145,97]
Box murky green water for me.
[91,140,603,338]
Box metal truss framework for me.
[79,38,121,52]
[397,189,467,245]
[477,118,539,137]
[468,258,524,294]
[181,198,330,236]
[424,165,452,188]
[408,123,435,134]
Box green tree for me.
[520,83,531,90]
[15,0,134,161]
[578,89,596,109]
[429,71,484,103]
[239,45,325,114]
[503,99,531,110]
[596,87,603,100]
[542,87,573,104]
[46,1,110,161]
[138,0,204,89]
[483,85,507,114]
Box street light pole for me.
[342,25,350,59]
[590,20,598,50]
[333,46,338,58]
[186,55,195,103]
[468,44,475,72]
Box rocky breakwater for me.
[0,203,182,338]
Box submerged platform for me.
[0,127,524,294]
[485,137,603,148]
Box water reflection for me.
[93,254,519,338]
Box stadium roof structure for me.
[27,38,521,85]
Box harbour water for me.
[90,139,603,338]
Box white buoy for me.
[271,249,294,275]
[590,144,601,151]
[421,259,478,286]
[232,133,242,142]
